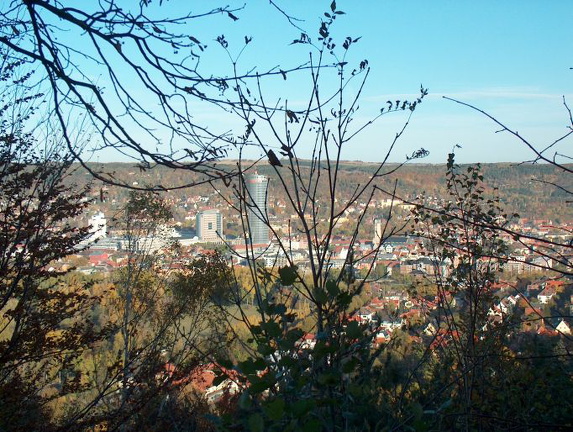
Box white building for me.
[88,212,107,242]
[196,209,223,242]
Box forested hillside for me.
[69,161,573,222]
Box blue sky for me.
[44,1,570,165]
[172,0,571,164]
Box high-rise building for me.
[246,173,269,245]
[196,209,223,242]
[88,212,107,242]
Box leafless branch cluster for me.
[0,1,321,190]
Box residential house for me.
[556,319,571,335]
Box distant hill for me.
[67,161,573,223]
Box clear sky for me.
[186,0,572,164]
[32,1,570,165]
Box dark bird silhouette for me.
[267,149,283,167]
[280,143,293,158]
[286,109,299,123]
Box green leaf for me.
[260,321,282,338]
[253,357,267,370]
[248,413,264,432]
[337,291,352,307]
[249,381,270,394]
[342,357,359,373]
[313,287,328,304]
[413,418,429,432]
[265,398,285,420]
[291,399,315,417]
[409,402,423,421]
[326,280,339,296]
[239,358,265,375]
[317,371,340,386]
[278,265,297,285]
[313,341,336,359]
[347,382,363,397]
[216,357,234,370]
[278,355,296,368]
[346,321,362,339]
[257,343,274,356]
[286,328,304,342]
[270,303,287,315]
[303,418,321,432]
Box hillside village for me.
[66,205,573,404]
[58,163,573,405]
[74,212,573,327]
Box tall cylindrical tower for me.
[246,173,269,245]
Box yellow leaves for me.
[45,328,64,343]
